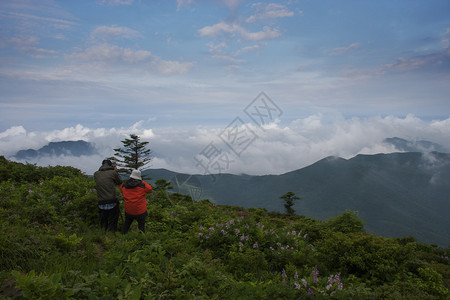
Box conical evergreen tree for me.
[280,191,300,216]
[112,134,152,174]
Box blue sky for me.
[1,0,450,175]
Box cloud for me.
[222,0,245,10]
[2,115,450,176]
[97,0,134,6]
[442,28,450,48]
[246,3,295,23]
[176,0,196,10]
[91,25,141,41]
[206,42,247,63]
[155,59,195,75]
[69,43,151,63]
[196,2,292,65]
[1,35,58,58]
[7,11,77,30]
[198,22,280,42]
[328,43,360,56]
[382,49,450,73]
[378,28,450,74]
[67,43,194,75]
[177,0,246,11]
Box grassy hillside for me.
[1,156,449,299]
[144,152,450,247]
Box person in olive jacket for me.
[94,159,122,232]
[120,169,152,234]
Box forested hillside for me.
[144,151,450,247]
[0,156,449,299]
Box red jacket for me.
[120,179,153,215]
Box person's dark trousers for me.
[99,205,119,232]
[122,211,148,234]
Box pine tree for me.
[112,134,152,174]
[280,191,300,216]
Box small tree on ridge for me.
[280,191,300,216]
[112,134,152,174]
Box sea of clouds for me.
[1,114,449,176]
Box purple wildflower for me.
[253,242,258,249]
[282,268,287,278]
[294,282,301,290]
[307,288,314,295]
[312,266,319,283]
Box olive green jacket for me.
[94,163,122,205]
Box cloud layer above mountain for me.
[1,114,449,175]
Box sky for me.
[1,0,450,175]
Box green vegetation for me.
[280,191,300,216]
[1,156,449,299]
[113,134,152,174]
[144,151,450,246]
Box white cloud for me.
[156,59,195,75]
[382,49,450,72]
[7,11,77,29]
[91,25,140,41]
[198,22,280,42]
[0,125,27,139]
[246,3,295,23]
[176,0,196,10]
[97,0,134,6]
[442,28,450,48]
[69,43,152,63]
[328,43,360,56]
[176,0,245,11]
[2,115,450,176]
[2,35,58,58]
[66,43,194,75]
[222,0,245,10]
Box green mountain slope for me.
[1,156,449,298]
[143,152,450,246]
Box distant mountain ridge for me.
[384,137,449,153]
[14,140,97,159]
[143,151,450,247]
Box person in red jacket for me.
[120,169,152,233]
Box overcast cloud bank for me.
[1,114,449,176]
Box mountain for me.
[143,151,450,247]
[384,137,449,153]
[15,140,97,159]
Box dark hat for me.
[102,159,113,166]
